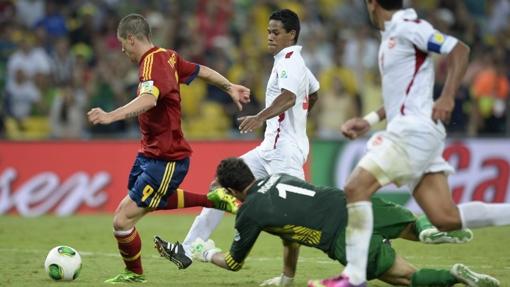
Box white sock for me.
[182,208,225,257]
[113,227,133,236]
[343,201,372,285]
[459,201,510,229]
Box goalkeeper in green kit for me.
[155,158,499,287]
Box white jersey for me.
[259,45,320,161]
[379,9,458,128]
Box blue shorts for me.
[127,153,189,209]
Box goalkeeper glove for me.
[260,274,294,286]
[190,238,221,262]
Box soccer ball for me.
[44,246,82,281]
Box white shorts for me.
[241,146,305,180]
[358,117,454,192]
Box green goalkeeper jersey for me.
[224,173,347,271]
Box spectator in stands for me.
[316,74,360,139]
[14,0,44,28]
[35,0,68,40]
[50,37,75,86]
[470,54,509,135]
[5,30,51,124]
[49,83,87,139]
[195,0,233,50]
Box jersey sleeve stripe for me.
[142,56,149,81]
[148,54,154,79]
[146,54,155,81]
[147,54,154,80]
[142,54,153,81]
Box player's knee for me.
[112,214,131,231]
[344,181,370,202]
[343,181,358,198]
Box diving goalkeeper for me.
[155,157,499,287]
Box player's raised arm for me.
[432,41,470,124]
[87,93,157,125]
[197,65,251,111]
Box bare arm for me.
[282,241,299,277]
[238,89,296,133]
[198,65,251,111]
[439,41,470,101]
[210,252,232,271]
[307,91,319,116]
[433,41,470,123]
[87,93,156,125]
[198,65,233,94]
[375,106,386,121]
[257,89,296,121]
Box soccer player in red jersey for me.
[87,13,250,283]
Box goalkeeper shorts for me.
[329,197,416,280]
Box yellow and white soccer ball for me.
[44,246,82,281]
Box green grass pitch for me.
[1,214,509,286]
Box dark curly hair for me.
[269,9,300,44]
[216,158,255,192]
[375,0,403,10]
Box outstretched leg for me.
[414,172,510,232]
[378,255,500,287]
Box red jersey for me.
[137,47,199,160]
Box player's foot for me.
[208,188,239,214]
[307,275,366,287]
[450,264,500,287]
[153,235,192,269]
[419,227,473,244]
[104,270,146,284]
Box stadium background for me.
[1,1,510,286]
[1,0,509,215]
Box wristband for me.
[363,111,380,126]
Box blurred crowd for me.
[0,0,509,140]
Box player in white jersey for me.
[174,9,319,286]
[308,1,510,287]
